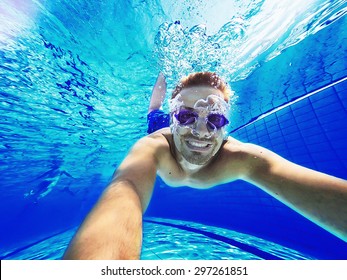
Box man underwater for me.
[64,72,347,259]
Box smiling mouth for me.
[185,139,212,151]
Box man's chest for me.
[156,157,234,189]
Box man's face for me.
[171,86,229,166]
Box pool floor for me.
[1,217,314,260]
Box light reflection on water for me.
[0,218,314,260]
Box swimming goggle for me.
[169,94,230,139]
[174,109,229,130]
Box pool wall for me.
[146,16,347,259]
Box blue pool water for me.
[1,0,347,260]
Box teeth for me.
[188,141,209,148]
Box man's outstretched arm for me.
[242,143,347,242]
[63,137,158,259]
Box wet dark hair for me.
[172,72,231,102]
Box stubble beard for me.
[178,136,219,166]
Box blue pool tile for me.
[323,129,346,143]
[256,127,268,137]
[284,131,303,141]
[269,128,284,139]
[315,165,345,178]
[314,103,344,118]
[141,251,161,260]
[299,127,323,139]
[287,144,309,156]
[292,105,314,119]
[293,110,316,124]
[285,139,305,152]
[332,147,347,160]
[292,97,311,109]
[309,87,337,105]
[333,79,347,94]
[271,143,288,154]
[310,150,339,162]
[281,124,300,136]
[336,92,347,111]
[257,133,270,142]
[307,141,333,153]
[265,126,281,138]
[265,116,279,128]
[317,110,345,125]
[294,155,316,167]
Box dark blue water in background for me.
[1,0,347,259]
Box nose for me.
[192,117,212,138]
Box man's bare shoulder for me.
[140,128,180,178]
[142,128,171,145]
[223,136,272,156]
[222,136,253,156]
[133,128,172,156]
[218,137,275,177]
[222,136,288,177]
